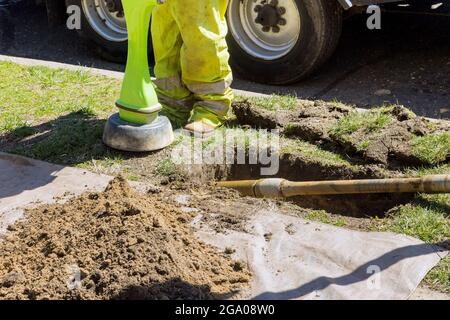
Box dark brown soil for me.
[0,177,250,300]
[179,185,376,231]
[233,100,450,168]
[188,187,268,233]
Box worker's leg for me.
[151,2,194,127]
[170,0,233,132]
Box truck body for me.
[40,0,436,84]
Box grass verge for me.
[373,164,450,293]
[330,109,393,139]
[281,138,357,168]
[305,210,347,228]
[411,133,450,165]
[0,61,122,167]
[235,94,298,111]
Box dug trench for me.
[182,131,418,218]
[202,97,449,218]
[202,152,412,218]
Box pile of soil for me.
[0,177,250,300]
[233,100,449,167]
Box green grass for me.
[329,98,355,110]
[8,112,109,165]
[235,94,298,111]
[9,125,37,139]
[305,210,347,228]
[0,61,121,167]
[424,256,449,294]
[154,158,178,177]
[373,161,450,293]
[382,204,449,243]
[330,109,393,138]
[281,138,356,168]
[126,174,141,182]
[411,133,450,165]
[0,61,120,134]
[0,113,29,133]
[406,164,450,177]
[394,166,450,244]
[356,140,371,152]
[380,202,449,293]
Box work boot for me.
[183,121,217,136]
[183,104,223,136]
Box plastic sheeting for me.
[194,211,447,300]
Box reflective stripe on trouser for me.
[151,0,233,126]
[157,91,195,127]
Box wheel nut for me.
[277,7,286,15]
[272,26,280,33]
[105,0,115,11]
[254,5,262,12]
[262,26,271,32]
[278,18,286,26]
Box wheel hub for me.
[227,0,301,60]
[81,0,128,42]
[254,0,286,33]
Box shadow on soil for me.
[112,278,237,300]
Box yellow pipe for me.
[216,175,450,198]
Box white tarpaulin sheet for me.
[194,212,447,300]
[0,152,447,300]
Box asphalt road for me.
[1,1,449,119]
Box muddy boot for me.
[183,121,217,137]
[183,105,223,137]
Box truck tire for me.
[226,0,343,84]
[65,0,129,62]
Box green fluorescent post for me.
[117,0,160,125]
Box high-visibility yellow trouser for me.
[151,0,233,127]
